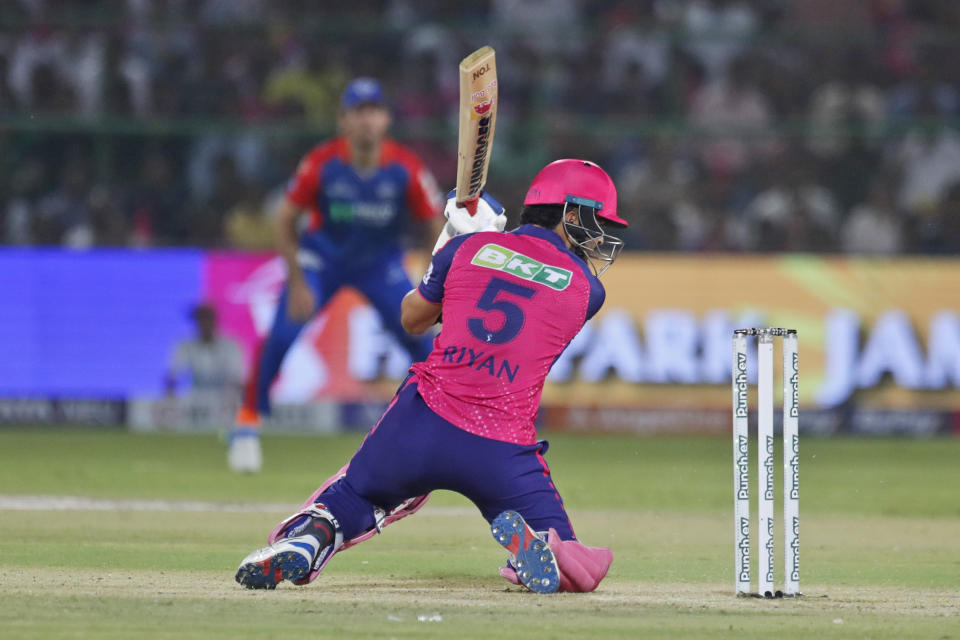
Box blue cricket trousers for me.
[317,378,576,541]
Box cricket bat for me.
[456,45,498,211]
[433,45,498,253]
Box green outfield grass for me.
[0,428,958,639]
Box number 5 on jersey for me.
[468,277,536,344]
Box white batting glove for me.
[432,190,506,254]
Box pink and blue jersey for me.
[412,225,605,445]
[290,225,601,543]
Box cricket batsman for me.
[229,78,444,472]
[235,159,627,593]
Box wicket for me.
[732,328,800,598]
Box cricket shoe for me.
[235,535,321,589]
[490,510,559,594]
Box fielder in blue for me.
[229,78,443,472]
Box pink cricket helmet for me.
[523,159,628,228]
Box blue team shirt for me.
[287,137,441,267]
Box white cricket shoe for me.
[228,428,262,473]
[235,535,321,589]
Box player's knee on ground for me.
[497,528,613,593]
[548,529,613,593]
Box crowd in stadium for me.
[3,0,960,253]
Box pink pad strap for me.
[268,461,430,584]
[547,528,613,593]
[268,463,350,545]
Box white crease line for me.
[0,495,475,517]
[0,495,296,513]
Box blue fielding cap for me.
[341,77,384,109]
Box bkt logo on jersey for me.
[471,244,573,291]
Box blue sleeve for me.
[585,275,605,321]
[417,233,473,303]
[567,249,606,321]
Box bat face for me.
[457,46,498,209]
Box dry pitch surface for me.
[4,567,957,639]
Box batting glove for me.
[432,190,506,254]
